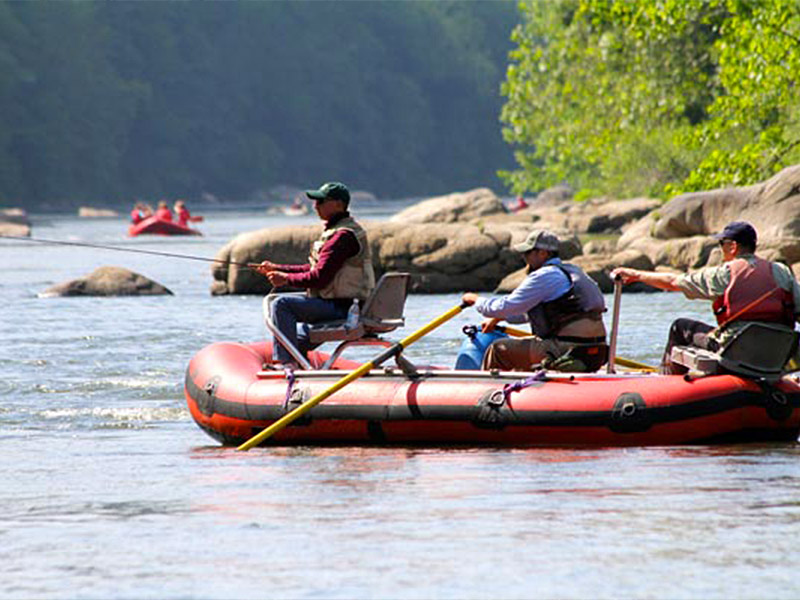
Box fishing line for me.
[0,234,258,269]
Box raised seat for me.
[307,272,410,345]
[670,322,799,382]
[263,272,411,369]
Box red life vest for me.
[712,257,794,327]
[176,207,190,226]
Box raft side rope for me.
[282,366,297,410]
[502,370,547,403]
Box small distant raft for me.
[184,341,800,447]
[128,216,202,237]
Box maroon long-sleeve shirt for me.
[274,212,361,290]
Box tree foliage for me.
[500,0,800,200]
[0,1,517,209]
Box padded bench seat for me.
[670,322,799,382]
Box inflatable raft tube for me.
[184,341,800,447]
[128,215,202,236]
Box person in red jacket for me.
[130,202,152,225]
[611,221,800,374]
[154,200,172,222]
[174,199,203,227]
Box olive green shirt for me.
[676,253,800,345]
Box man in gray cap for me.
[462,229,607,371]
[255,181,375,368]
[612,221,800,374]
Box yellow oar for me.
[495,325,657,372]
[614,356,657,372]
[236,302,469,451]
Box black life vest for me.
[527,264,606,339]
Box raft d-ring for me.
[488,389,506,407]
[619,401,637,417]
[771,390,788,406]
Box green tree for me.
[500,0,800,200]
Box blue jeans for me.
[271,295,348,363]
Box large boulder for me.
[617,165,800,271]
[78,206,119,218]
[210,226,320,296]
[39,266,173,297]
[494,248,654,294]
[209,221,582,295]
[389,188,506,224]
[477,195,659,235]
[650,164,800,243]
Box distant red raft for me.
[128,215,202,236]
[184,341,800,447]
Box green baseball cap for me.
[305,181,350,205]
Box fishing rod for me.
[0,234,259,269]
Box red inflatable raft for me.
[128,215,202,237]
[184,341,800,447]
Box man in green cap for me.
[255,182,375,368]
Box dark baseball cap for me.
[713,221,757,247]
[513,229,561,253]
[305,181,350,205]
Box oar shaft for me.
[397,304,466,348]
[615,357,657,372]
[236,302,468,451]
[496,325,528,338]
[606,278,622,373]
[236,361,374,451]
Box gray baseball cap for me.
[512,229,560,253]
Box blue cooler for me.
[454,325,508,370]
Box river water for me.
[2,208,799,599]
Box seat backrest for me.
[718,322,799,380]
[361,272,410,334]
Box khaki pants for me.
[481,336,573,371]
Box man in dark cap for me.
[255,182,375,368]
[461,229,607,371]
[612,221,800,373]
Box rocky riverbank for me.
[210,165,800,295]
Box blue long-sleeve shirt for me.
[474,257,571,323]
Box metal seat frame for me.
[263,272,411,370]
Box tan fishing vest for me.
[308,215,375,301]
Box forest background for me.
[2,0,799,212]
[0,1,518,210]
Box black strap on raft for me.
[554,334,606,344]
[473,371,546,429]
[756,382,794,421]
[394,353,420,380]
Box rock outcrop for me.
[0,208,31,236]
[618,164,800,270]
[211,166,800,295]
[39,266,173,297]
[389,188,507,224]
[210,220,582,295]
[78,206,119,218]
